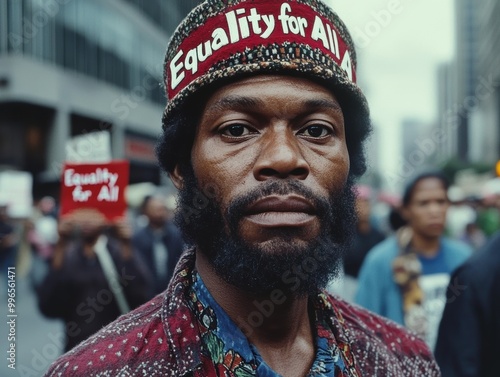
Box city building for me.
[436,62,457,162]
[453,0,479,161]
[0,0,199,199]
[468,0,500,163]
[447,0,500,165]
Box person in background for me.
[28,196,59,286]
[33,197,59,255]
[476,194,500,237]
[435,231,500,377]
[356,172,472,350]
[388,206,407,233]
[446,187,477,239]
[37,209,152,352]
[459,221,486,251]
[341,185,385,300]
[132,195,184,295]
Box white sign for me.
[65,131,112,163]
[0,171,33,218]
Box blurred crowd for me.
[330,172,500,375]
[0,191,184,352]
[1,172,499,373]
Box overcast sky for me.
[326,0,455,190]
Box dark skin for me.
[170,75,349,377]
[402,178,450,258]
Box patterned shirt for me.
[191,271,348,376]
[44,248,441,376]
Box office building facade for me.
[450,0,500,164]
[0,0,199,198]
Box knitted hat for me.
[160,0,371,177]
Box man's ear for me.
[169,165,184,190]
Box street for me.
[1,276,63,377]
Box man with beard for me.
[44,0,440,376]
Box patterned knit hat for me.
[161,0,371,177]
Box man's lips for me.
[243,196,316,227]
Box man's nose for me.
[253,129,309,180]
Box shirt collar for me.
[162,248,204,376]
[161,248,361,376]
[192,271,256,363]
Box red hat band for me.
[165,0,357,101]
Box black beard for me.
[175,165,356,297]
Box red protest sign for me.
[60,160,129,222]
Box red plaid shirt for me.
[44,248,440,376]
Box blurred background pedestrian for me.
[337,185,385,301]
[26,196,58,287]
[36,209,153,352]
[356,172,472,350]
[0,203,17,285]
[132,194,184,295]
[435,231,500,377]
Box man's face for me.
[174,75,356,295]
[403,178,449,239]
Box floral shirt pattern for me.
[44,248,441,376]
[191,272,349,376]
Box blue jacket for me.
[355,236,472,325]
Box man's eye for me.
[300,125,332,138]
[221,124,251,137]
